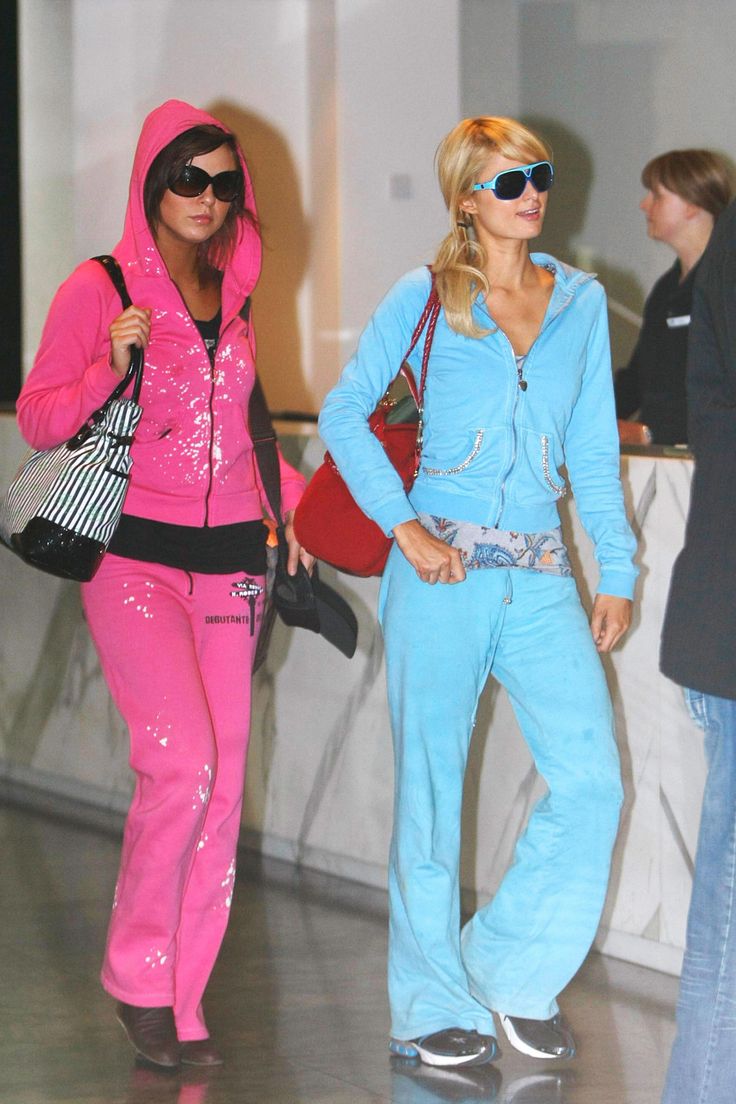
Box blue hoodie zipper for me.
[491,278,580,527]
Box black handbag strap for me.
[249,373,284,528]
[240,297,284,528]
[92,254,145,405]
[94,254,132,309]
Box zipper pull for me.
[517,362,528,391]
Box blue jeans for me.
[378,550,623,1040]
[662,690,736,1104]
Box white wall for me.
[19,0,461,411]
[460,0,736,364]
[335,0,460,360]
[18,0,736,399]
[19,0,75,381]
[21,0,315,409]
[67,1,308,259]
[461,0,521,120]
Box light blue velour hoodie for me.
[319,257,638,599]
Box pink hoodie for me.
[17,100,305,527]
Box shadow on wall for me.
[517,0,651,368]
[524,113,645,368]
[207,101,312,417]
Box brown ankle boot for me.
[116,1002,180,1068]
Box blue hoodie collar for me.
[472,251,596,330]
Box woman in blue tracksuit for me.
[319,117,637,1069]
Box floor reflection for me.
[389,1055,503,1101]
[126,1062,213,1104]
[1,804,679,1103]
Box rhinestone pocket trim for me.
[422,430,484,476]
[541,434,567,496]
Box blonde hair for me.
[642,149,732,219]
[433,116,552,338]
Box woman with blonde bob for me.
[616,148,732,445]
[319,117,637,1068]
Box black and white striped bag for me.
[0,256,144,581]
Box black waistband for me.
[107,515,267,574]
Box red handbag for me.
[293,278,440,576]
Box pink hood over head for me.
[18,99,306,526]
[114,99,262,306]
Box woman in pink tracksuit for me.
[17,100,309,1068]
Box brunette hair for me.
[144,124,257,272]
[432,116,552,338]
[641,149,732,219]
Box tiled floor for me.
[1,802,679,1103]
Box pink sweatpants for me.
[81,554,265,1041]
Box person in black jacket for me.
[616,150,731,446]
[659,199,736,1104]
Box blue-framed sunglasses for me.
[473,160,554,200]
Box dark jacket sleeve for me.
[660,201,736,698]
[613,357,642,420]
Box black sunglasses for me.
[168,164,241,203]
[473,160,554,201]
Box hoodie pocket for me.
[133,417,178,444]
[540,434,567,496]
[421,429,485,476]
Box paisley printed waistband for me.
[418,514,572,575]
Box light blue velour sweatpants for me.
[377,546,623,1041]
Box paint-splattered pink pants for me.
[82,554,265,1041]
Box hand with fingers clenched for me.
[109,306,152,378]
[393,519,466,585]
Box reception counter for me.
[0,416,700,977]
